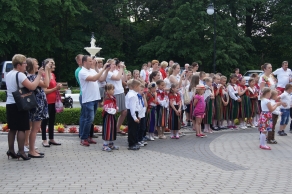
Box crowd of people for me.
[6,53,292,160]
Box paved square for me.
[1,124,292,194]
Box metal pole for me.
[213,1,216,73]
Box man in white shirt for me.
[78,55,109,146]
[273,61,291,94]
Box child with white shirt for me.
[137,84,148,147]
[125,79,141,151]
[227,74,241,129]
[258,88,282,150]
[156,80,169,139]
[268,90,281,144]
[278,84,292,136]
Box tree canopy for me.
[0,0,291,86]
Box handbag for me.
[12,72,37,111]
[55,90,64,113]
[183,87,191,105]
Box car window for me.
[5,63,13,72]
[243,71,262,76]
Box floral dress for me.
[258,98,273,132]
[27,74,49,121]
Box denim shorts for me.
[280,109,290,125]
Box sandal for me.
[102,145,112,152]
[109,143,119,150]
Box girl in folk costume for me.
[237,77,252,129]
[203,77,215,133]
[251,73,261,118]
[188,75,200,131]
[146,82,158,141]
[102,84,119,152]
[247,78,260,127]
[227,74,241,129]
[193,85,207,137]
[219,76,229,129]
[156,80,169,139]
[168,83,182,139]
[213,75,223,130]
[258,88,282,150]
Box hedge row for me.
[0,91,7,102]
[0,107,127,125]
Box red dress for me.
[168,93,181,130]
[102,95,118,141]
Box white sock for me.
[103,141,109,145]
[260,133,266,146]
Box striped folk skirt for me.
[238,94,252,119]
[222,95,229,120]
[146,106,157,133]
[229,98,239,120]
[203,98,214,124]
[102,112,117,141]
[250,98,260,117]
[214,95,223,121]
[156,105,168,127]
[168,105,181,130]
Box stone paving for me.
[1,124,292,193]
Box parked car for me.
[0,61,13,89]
[243,70,263,86]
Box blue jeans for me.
[280,108,290,125]
[80,100,98,140]
[79,95,84,136]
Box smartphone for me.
[106,64,110,68]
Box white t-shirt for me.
[106,70,124,95]
[97,68,106,87]
[261,98,270,112]
[164,77,171,89]
[279,91,292,109]
[6,70,27,104]
[273,68,291,88]
[79,67,101,103]
[140,69,146,81]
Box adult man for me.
[273,61,291,94]
[78,55,108,146]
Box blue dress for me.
[27,74,49,121]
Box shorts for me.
[280,109,290,125]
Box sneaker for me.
[175,135,180,139]
[153,135,159,139]
[278,131,285,136]
[143,136,150,141]
[80,139,90,146]
[179,132,186,136]
[159,135,167,139]
[259,145,271,150]
[102,145,112,152]
[128,145,139,151]
[251,125,256,128]
[170,136,176,139]
[213,127,220,131]
[141,141,147,145]
[24,146,29,152]
[283,131,288,136]
[87,138,97,144]
[137,142,144,147]
[240,126,247,129]
[246,124,251,127]
[109,143,119,150]
[149,136,155,141]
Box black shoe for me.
[92,134,99,138]
[37,152,45,156]
[6,151,18,159]
[28,154,44,158]
[213,127,220,131]
[283,131,288,136]
[128,146,139,150]
[278,131,285,136]
[49,141,61,146]
[17,153,31,161]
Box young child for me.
[278,83,292,136]
[237,77,251,129]
[247,78,259,128]
[213,75,222,130]
[227,74,241,129]
[168,83,182,139]
[219,76,229,129]
[137,84,148,147]
[146,82,158,141]
[203,77,215,133]
[102,84,119,152]
[125,79,141,150]
[268,90,281,144]
[199,71,206,85]
[251,73,261,121]
[258,87,282,150]
[156,80,169,139]
[193,85,207,137]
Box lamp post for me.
[207,1,216,73]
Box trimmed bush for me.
[0,91,7,102]
[0,107,127,125]
[71,89,80,94]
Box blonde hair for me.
[160,61,168,68]
[131,79,141,88]
[261,87,271,99]
[204,77,212,83]
[271,90,278,98]
[12,54,26,68]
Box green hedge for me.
[71,89,80,94]
[0,107,127,125]
[0,91,7,102]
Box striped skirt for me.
[222,95,229,120]
[203,98,214,124]
[250,98,260,117]
[102,112,117,141]
[146,106,157,133]
[239,94,252,119]
[156,105,168,127]
[214,95,223,120]
[168,105,181,130]
[229,98,239,120]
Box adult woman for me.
[147,61,152,74]
[41,59,62,147]
[26,58,51,158]
[149,71,161,83]
[140,63,148,83]
[191,62,199,74]
[169,63,182,87]
[235,68,242,79]
[259,63,277,92]
[6,54,44,160]
[106,59,127,135]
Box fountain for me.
[84,32,104,60]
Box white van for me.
[0,61,13,89]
